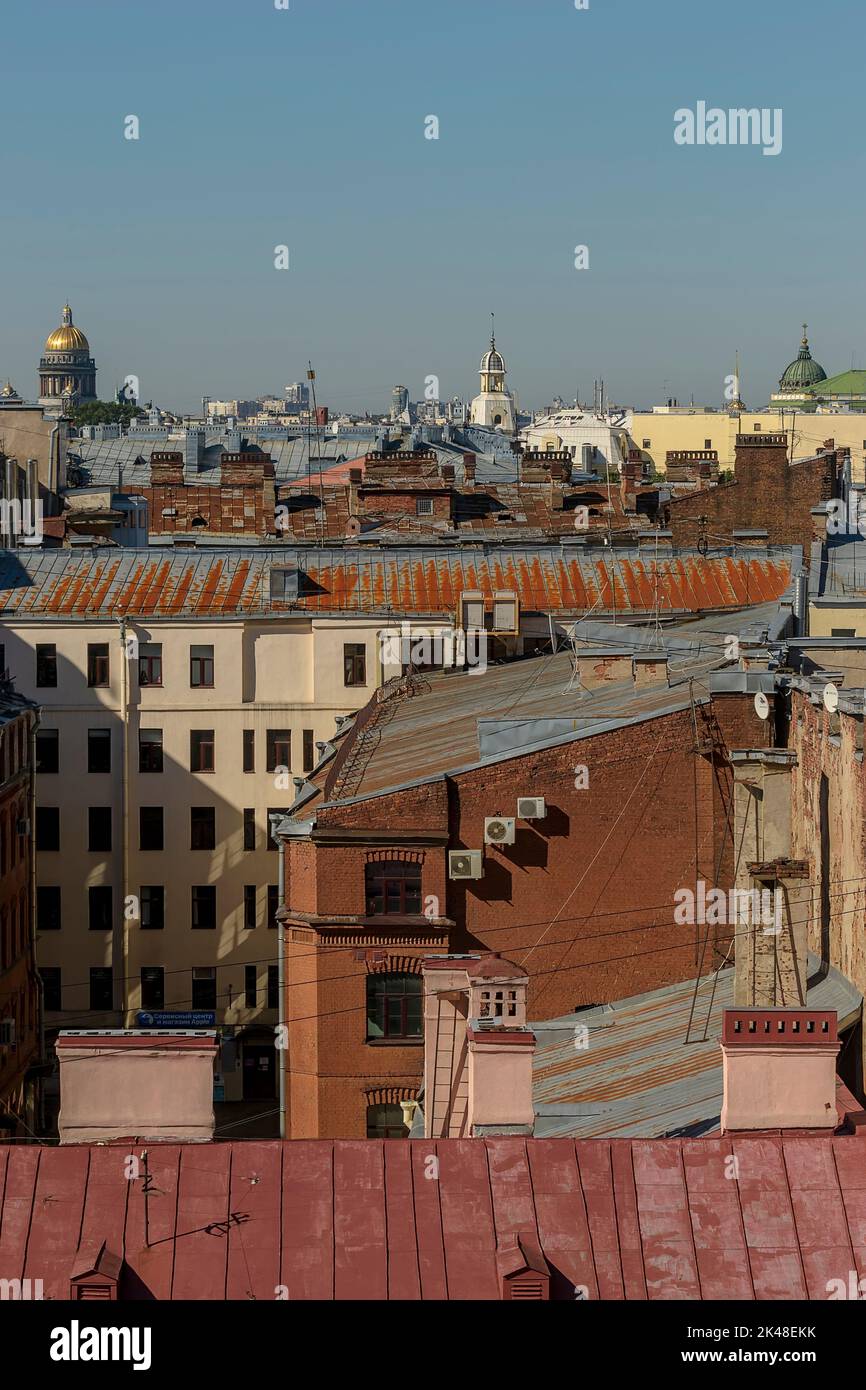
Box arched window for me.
[365,860,421,916]
[366,971,422,1040]
[366,1103,409,1139]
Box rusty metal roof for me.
[0,545,795,621]
[532,956,863,1140]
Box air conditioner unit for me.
[16,818,30,836]
[0,1020,15,1046]
[517,797,546,821]
[484,817,515,846]
[448,850,483,880]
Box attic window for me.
[270,568,299,601]
[416,497,434,516]
[190,516,207,528]
[460,591,485,631]
[492,591,519,634]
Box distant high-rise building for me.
[285,382,310,407]
[391,385,409,420]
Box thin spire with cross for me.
[490,311,495,350]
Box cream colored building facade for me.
[3,608,421,1102]
[625,407,866,482]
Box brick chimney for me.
[422,954,536,1137]
[56,1030,217,1143]
[149,450,184,486]
[720,1008,840,1131]
[463,453,476,487]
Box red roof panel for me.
[2,1134,862,1300]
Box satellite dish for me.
[754,691,770,720]
[823,683,839,713]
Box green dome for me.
[779,325,827,392]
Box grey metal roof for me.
[530,954,862,1139]
[69,431,508,490]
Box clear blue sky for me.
[1,0,863,415]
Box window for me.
[267,884,279,929]
[416,497,434,516]
[87,728,111,773]
[243,809,256,851]
[190,806,215,850]
[139,807,164,851]
[366,1104,409,1139]
[190,645,214,688]
[641,438,651,449]
[87,643,110,688]
[42,967,61,1012]
[753,423,761,432]
[138,642,163,687]
[267,966,279,1010]
[88,807,112,853]
[245,965,258,1007]
[139,729,163,773]
[191,885,216,930]
[831,628,857,638]
[35,728,59,773]
[303,729,315,773]
[36,807,59,852]
[141,966,164,1009]
[243,885,256,930]
[36,644,57,688]
[140,886,165,930]
[191,967,216,1010]
[243,729,255,773]
[89,967,113,1012]
[37,886,61,932]
[343,644,366,687]
[270,569,297,601]
[266,729,290,773]
[365,861,422,916]
[88,886,113,932]
[366,972,422,1040]
[267,811,288,851]
[460,591,485,631]
[704,439,712,449]
[190,729,214,773]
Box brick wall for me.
[667,436,839,559]
[282,698,766,1137]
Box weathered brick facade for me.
[143,451,276,537]
[282,692,770,1138]
[667,435,840,560]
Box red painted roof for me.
[1,1134,864,1300]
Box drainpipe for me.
[48,422,60,504]
[270,813,286,1140]
[118,619,130,1020]
[29,705,46,1132]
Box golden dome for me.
[44,304,89,354]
